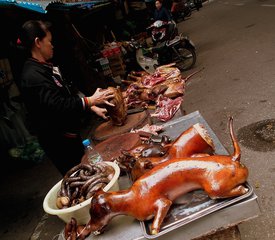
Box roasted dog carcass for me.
[121,122,215,180]
[65,117,249,240]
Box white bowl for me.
[43,161,120,225]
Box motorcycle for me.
[187,0,203,11]
[125,20,196,74]
[171,0,192,22]
[149,20,178,44]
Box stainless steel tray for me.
[140,182,253,239]
[139,111,254,239]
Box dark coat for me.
[21,58,84,136]
[154,6,172,22]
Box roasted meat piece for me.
[106,87,127,126]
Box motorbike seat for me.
[166,35,181,47]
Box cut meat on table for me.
[141,74,166,87]
[123,65,185,109]
[164,81,185,98]
[151,95,183,122]
[154,63,182,81]
[131,124,164,135]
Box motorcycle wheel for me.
[185,8,192,18]
[173,47,196,71]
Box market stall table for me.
[58,111,260,240]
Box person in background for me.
[153,0,175,42]
[154,0,172,22]
[19,20,115,175]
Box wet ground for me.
[238,119,275,152]
[0,159,62,240]
[181,0,275,239]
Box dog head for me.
[88,190,112,235]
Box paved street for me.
[181,0,275,239]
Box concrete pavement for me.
[180,0,275,239]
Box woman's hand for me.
[90,106,109,120]
[87,88,115,107]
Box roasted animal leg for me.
[151,198,172,235]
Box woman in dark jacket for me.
[20,20,114,175]
[154,0,172,22]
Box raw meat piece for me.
[151,95,182,122]
[131,124,164,135]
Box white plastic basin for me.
[43,161,120,225]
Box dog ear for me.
[97,188,105,194]
[92,189,105,200]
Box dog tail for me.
[229,117,241,162]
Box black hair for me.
[19,20,51,52]
[155,0,163,3]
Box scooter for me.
[148,20,178,44]
[171,0,192,22]
[187,0,203,11]
[125,21,196,74]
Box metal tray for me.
[139,111,254,239]
[140,183,254,239]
